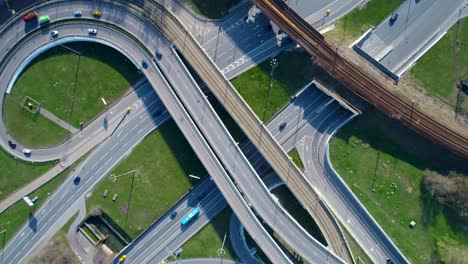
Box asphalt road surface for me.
[0,0,407,263]
[0,7,290,263]
[356,0,468,77]
[119,84,348,264]
[156,45,344,263]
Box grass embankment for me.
[324,0,405,46]
[411,18,468,112]
[232,50,313,122]
[86,120,206,239]
[0,150,54,200]
[180,208,237,260]
[4,42,140,147]
[183,0,241,19]
[329,108,468,263]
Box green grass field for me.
[232,50,313,122]
[0,149,54,201]
[183,0,241,19]
[180,208,237,260]
[329,108,468,263]
[0,165,71,243]
[4,42,140,147]
[3,95,71,147]
[324,0,405,46]
[411,18,468,111]
[86,120,206,239]
[288,148,304,170]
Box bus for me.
[180,207,200,226]
[39,15,50,24]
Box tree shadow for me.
[333,108,468,175]
[157,120,207,187]
[16,42,141,89]
[184,0,242,19]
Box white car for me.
[88,28,97,34]
[23,148,31,155]
[50,30,58,38]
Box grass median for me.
[0,164,74,243]
[329,108,468,263]
[232,49,313,122]
[324,0,405,46]
[86,120,207,239]
[0,149,55,201]
[180,207,237,260]
[410,17,468,112]
[3,42,140,147]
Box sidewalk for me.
[39,107,79,134]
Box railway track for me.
[254,0,468,159]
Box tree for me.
[31,238,75,264]
[423,170,468,217]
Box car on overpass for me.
[92,10,102,17]
[21,11,37,22]
[38,15,49,25]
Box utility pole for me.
[108,170,137,231]
[262,58,279,122]
[217,233,227,263]
[124,170,136,231]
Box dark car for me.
[73,177,81,185]
[155,50,162,60]
[197,191,206,201]
[279,122,287,130]
[170,211,178,219]
[390,13,398,22]
[142,60,148,69]
[8,140,16,149]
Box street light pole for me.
[217,233,227,264]
[0,229,6,264]
[124,170,136,231]
[262,58,279,122]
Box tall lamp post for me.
[217,233,227,264]
[60,44,81,134]
[108,170,136,231]
[262,58,279,122]
[0,229,6,264]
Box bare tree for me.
[31,238,75,264]
[423,170,468,217]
